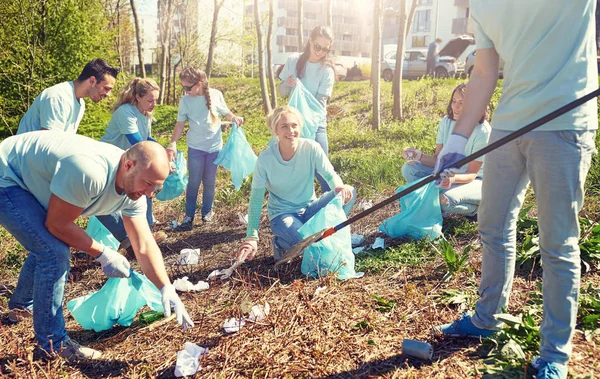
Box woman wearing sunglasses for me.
[166,67,244,231]
[278,25,335,192]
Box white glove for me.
[160,284,194,329]
[434,133,468,187]
[438,171,456,189]
[402,147,423,161]
[95,246,131,278]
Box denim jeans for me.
[269,188,356,259]
[97,196,153,244]
[0,186,71,352]
[315,125,331,192]
[402,161,481,216]
[471,129,596,364]
[186,147,219,218]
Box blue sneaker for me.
[535,359,568,379]
[434,313,496,338]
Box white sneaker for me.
[57,339,102,360]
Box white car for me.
[464,50,505,78]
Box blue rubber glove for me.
[95,246,131,278]
[433,133,468,187]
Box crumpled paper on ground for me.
[372,237,385,250]
[174,342,208,377]
[223,318,246,333]
[237,212,248,226]
[177,248,200,265]
[357,199,373,211]
[247,302,270,323]
[173,276,209,292]
[351,233,364,247]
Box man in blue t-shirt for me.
[433,1,597,378]
[0,132,194,360]
[426,37,442,77]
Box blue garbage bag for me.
[379,178,443,240]
[213,125,257,190]
[288,80,327,141]
[299,194,363,280]
[86,216,119,251]
[156,151,188,201]
[66,271,163,332]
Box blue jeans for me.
[471,129,596,364]
[0,186,71,352]
[402,161,481,216]
[315,125,331,192]
[186,147,219,218]
[269,188,356,259]
[97,196,153,243]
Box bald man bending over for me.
[0,131,193,360]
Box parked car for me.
[464,50,505,78]
[381,35,474,81]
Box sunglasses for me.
[312,42,330,54]
[182,82,197,92]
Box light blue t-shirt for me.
[436,116,491,177]
[471,0,598,132]
[0,131,146,218]
[17,81,86,134]
[177,88,231,153]
[279,54,335,106]
[252,138,343,220]
[101,104,152,150]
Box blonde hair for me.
[179,67,219,127]
[266,106,304,137]
[112,77,159,115]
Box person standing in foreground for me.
[17,58,119,134]
[426,37,442,77]
[0,132,193,360]
[433,1,597,378]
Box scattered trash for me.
[351,233,365,247]
[223,318,246,334]
[357,199,373,211]
[207,261,240,281]
[170,220,179,229]
[402,339,433,360]
[139,310,165,324]
[247,302,270,323]
[174,342,208,377]
[237,212,248,226]
[352,246,365,254]
[176,248,200,265]
[314,286,327,297]
[372,237,385,250]
[173,276,209,292]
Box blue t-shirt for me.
[279,54,335,106]
[252,138,343,220]
[471,0,598,132]
[17,81,85,134]
[101,104,152,150]
[176,88,231,153]
[0,131,146,218]
[435,116,491,177]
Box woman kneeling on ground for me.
[236,105,355,262]
[401,83,491,218]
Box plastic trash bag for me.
[67,271,163,332]
[299,194,363,280]
[213,125,257,190]
[288,80,327,141]
[86,216,119,251]
[156,151,188,201]
[379,178,443,240]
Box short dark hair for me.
[77,58,120,82]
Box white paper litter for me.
[247,302,270,323]
[173,276,210,292]
[174,342,208,377]
[176,248,200,265]
[352,246,366,254]
[223,318,246,333]
[351,233,365,247]
[237,212,248,226]
[372,237,385,250]
[314,286,327,297]
[357,199,373,211]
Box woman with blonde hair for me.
[167,67,244,231]
[236,105,355,263]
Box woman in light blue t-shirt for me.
[279,25,335,192]
[166,67,244,231]
[401,83,491,218]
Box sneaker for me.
[535,359,568,379]
[175,216,194,232]
[202,211,214,223]
[433,313,497,339]
[56,339,102,361]
[153,231,167,244]
[7,307,32,324]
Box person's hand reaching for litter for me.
[160,284,194,329]
[95,246,131,278]
[402,147,423,161]
[434,133,468,187]
[335,185,354,204]
[236,239,257,262]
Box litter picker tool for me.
[275,87,600,266]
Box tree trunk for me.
[326,0,333,29]
[297,0,303,51]
[158,0,175,104]
[206,0,224,78]
[254,0,272,115]
[372,0,382,130]
[130,0,146,77]
[392,0,416,120]
[266,0,277,109]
